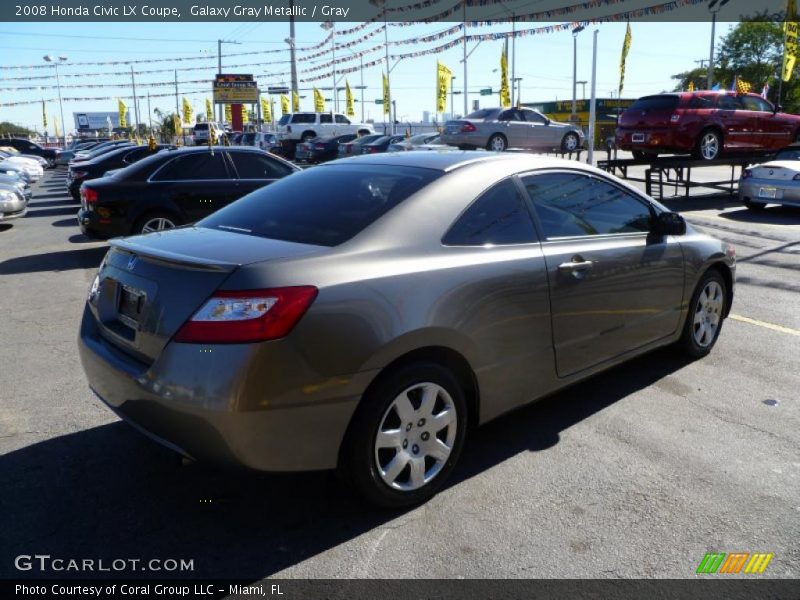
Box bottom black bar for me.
[3,579,799,600]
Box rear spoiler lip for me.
[109,237,239,273]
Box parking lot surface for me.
[0,163,798,579]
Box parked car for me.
[72,140,134,162]
[338,133,384,157]
[0,182,27,223]
[78,151,735,507]
[57,141,105,165]
[192,122,226,145]
[616,91,800,161]
[0,161,33,184]
[738,143,800,210]
[0,154,43,182]
[295,134,358,163]
[387,133,441,152]
[360,134,407,154]
[77,146,299,238]
[67,144,175,200]
[276,112,374,153]
[229,132,244,146]
[1,138,60,167]
[0,146,49,168]
[0,173,32,202]
[441,107,585,152]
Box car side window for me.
[320,113,333,124]
[688,96,714,109]
[498,109,519,121]
[151,153,229,181]
[335,114,350,124]
[717,96,742,110]
[292,113,315,124]
[522,172,653,238]
[523,110,547,124]
[443,179,538,246]
[229,153,293,179]
[741,96,772,112]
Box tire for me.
[134,212,182,235]
[694,129,722,161]
[340,361,468,508]
[486,134,507,152]
[301,132,316,142]
[631,150,647,161]
[678,269,727,358]
[744,199,767,211]
[561,132,581,153]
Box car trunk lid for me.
[749,161,799,181]
[91,227,323,363]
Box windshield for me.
[199,164,441,246]
[277,115,291,126]
[629,95,680,111]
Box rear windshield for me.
[629,96,680,111]
[465,108,500,119]
[199,164,441,246]
[241,133,256,144]
[194,124,209,131]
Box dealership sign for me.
[213,74,259,104]
[73,112,120,130]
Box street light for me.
[707,0,730,90]
[43,55,67,145]
[512,77,523,105]
[577,80,588,101]
[571,26,585,120]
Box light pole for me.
[217,39,240,123]
[43,55,67,145]
[512,77,523,106]
[450,75,456,117]
[577,80,588,101]
[572,26,585,120]
[707,0,730,89]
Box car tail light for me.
[742,169,753,178]
[460,122,477,133]
[670,114,680,123]
[368,146,379,153]
[81,186,98,204]
[173,286,318,344]
[314,143,326,150]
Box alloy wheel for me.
[141,217,176,233]
[700,132,720,160]
[563,133,579,152]
[489,136,506,152]
[692,280,724,347]
[374,382,458,491]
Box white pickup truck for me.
[276,112,374,146]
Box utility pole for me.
[360,53,365,122]
[462,1,468,117]
[147,92,152,132]
[217,39,239,123]
[383,9,394,133]
[130,66,139,136]
[588,30,598,165]
[289,5,298,101]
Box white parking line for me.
[729,314,800,337]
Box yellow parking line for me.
[729,314,800,336]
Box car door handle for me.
[558,259,593,272]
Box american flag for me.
[760,83,770,99]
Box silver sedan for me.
[441,107,585,152]
[739,145,800,210]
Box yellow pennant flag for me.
[42,100,47,129]
[500,51,510,108]
[436,61,451,113]
[619,22,632,95]
[118,99,127,128]
[224,104,232,123]
[345,80,355,118]
[53,115,60,138]
[292,91,300,112]
[261,97,272,123]
[241,105,248,123]
[382,72,390,116]
[280,94,290,115]
[784,20,798,81]
[314,87,325,112]
[172,114,181,136]
[205,98,213,121]
[182,97,193,125]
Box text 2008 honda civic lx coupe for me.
[79,152,735,507]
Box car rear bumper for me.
[615,127,692,153]
[77,207,127,239]
[739,177,800,207]
[78,305,374,471]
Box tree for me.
[152,108,179,141]
[672,19,800,112]
[0,122,35,137]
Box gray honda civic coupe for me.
[79,152,735,507]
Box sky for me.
[0,18,740,132]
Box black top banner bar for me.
[1,0,791,23]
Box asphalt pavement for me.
[0,159,798,581]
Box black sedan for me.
[337,134,383,158]
[295,134,358,163]
[3,138,59,167]
[77,146,299,238]
[360,134,407,154]
[67,144,174,200]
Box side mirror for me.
[774,104,783,114]
[654,211,686,236]
[544,118,551,125]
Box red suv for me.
[615,91,800,160]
